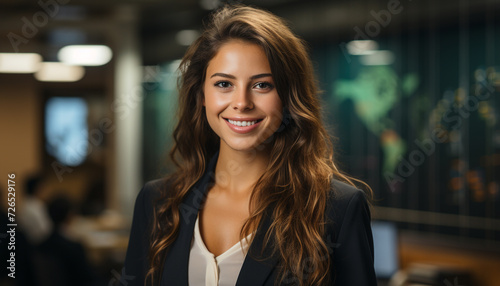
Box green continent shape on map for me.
[334,66,418,173]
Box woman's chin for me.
[220,139,266,154]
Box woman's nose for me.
[231,87,254,111]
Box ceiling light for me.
[35,62,85,82]
[0,53,42,73]
[58,45,112,66]
[359,50,395,66]
[346,40,379,55]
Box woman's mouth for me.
[224,118,263,133]
[227,119,259,127]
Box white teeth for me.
[228,119,258,127]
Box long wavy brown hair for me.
[147,4,368,286]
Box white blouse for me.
[188,215,251,286]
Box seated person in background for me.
[18,174,53,245]
[36,194,96,286]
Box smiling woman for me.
[124,4,377,286]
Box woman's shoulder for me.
[325,179,377,284]
[143,178,169,194]
[329,179,369,205]
[133,178,170,220]
[142,178,169,200]
[325,178,372,233]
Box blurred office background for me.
[1,0,499,285]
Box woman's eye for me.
[254,82,274,90]
[215,81,232,88]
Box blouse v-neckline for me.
[188,215,252,286]
[194,214,252,261]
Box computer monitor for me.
[372,220,399,279]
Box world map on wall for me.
[333,65,499,204]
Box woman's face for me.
[203,39,283,153]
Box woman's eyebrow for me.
[250,73,273,80]
[209,72,273,79]
[210,72,236,79]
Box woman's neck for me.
[214,143,270,196]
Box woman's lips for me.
[224,118,263,134]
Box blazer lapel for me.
[160,153,218,285]
[235,209,279,286]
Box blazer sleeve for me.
[123,182,160,286]
[329,185,377,286]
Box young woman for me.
[124,5,377,286]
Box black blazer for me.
[124,154,377,285]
